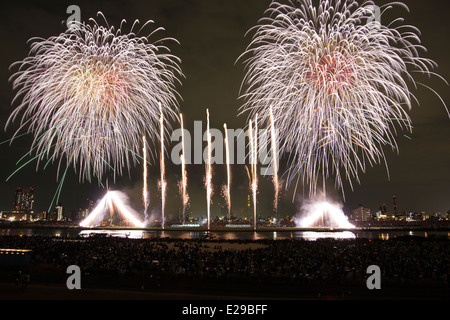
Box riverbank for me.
[2,221,449,233]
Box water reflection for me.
[79,229,145,239]
[301,231,356,241]
[1,228,449,240]
[76,230,357,241]
[379,233,389,240]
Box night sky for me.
[0,0,449,219]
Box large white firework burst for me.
[7,13,182,183]
[239,0,447,198]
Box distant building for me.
[55,203,64,221]
[421,211,429,220]
[36,210,48,220]
[393,195,398,216]
[86,199,94,213]
[351,205,371,221]
[48,203,64,221]
[70,208,84,222]
[379,203,387,214]
[11,187,35,221]
[0,211,10,219]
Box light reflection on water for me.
[2,227,449,241]
[79,229,145,239]
[301,231,356,240]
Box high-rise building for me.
[36,210,47,220]
[70,208,84,222]
[393,195,398,216]
[48,203,64,221]
[86,199,94,213]
[12,187,35,221]
[351,205,371,221]
[55,203,64,221]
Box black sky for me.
[0,0,449,218]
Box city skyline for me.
[0,0,449,217]
[1,182,448,220]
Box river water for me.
[1,227,449,241]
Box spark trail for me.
[159,104,167,229]
[142,136,149,221]
[180,113,189,224]
[223,123,231,221]
[269,106,280,226]
[239,0,448,199]
[249,116,258,230]
[205,109,212,231]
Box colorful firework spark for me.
[239,0,447,198]
[6,12,182,186]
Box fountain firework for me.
[223,123,231,221]
[142,136,149,221]
[159,104,167,229]
[180,114,189,224]
[295,195,355,229]
[248,116,258,230]
[80,190,145,228]
[269,106,280,226]
[205,109,212,230]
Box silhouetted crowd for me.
[0,235,448,292]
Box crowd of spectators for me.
[0,234,448,295]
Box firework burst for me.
[239,0,447,198]
[7,13,183,184]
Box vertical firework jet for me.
[159,104,167,229]
[179,113,189,224]
[142,136,149,221]
[269,106,280,226]
[248,116,258,230]
[205,109,212,231]
[223,123,232,221]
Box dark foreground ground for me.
[0,234,448,300]
[1,279,448,300]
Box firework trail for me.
[6,13,182,188]
[239,0,448,198]
[159,104,167,229]
[205,109,212,231]
[269,106,280,226]
[80,190,144,228]
[179,113,189,224]
[142,136,149,220]
[248,116,258,230]
[223,123,232,221]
